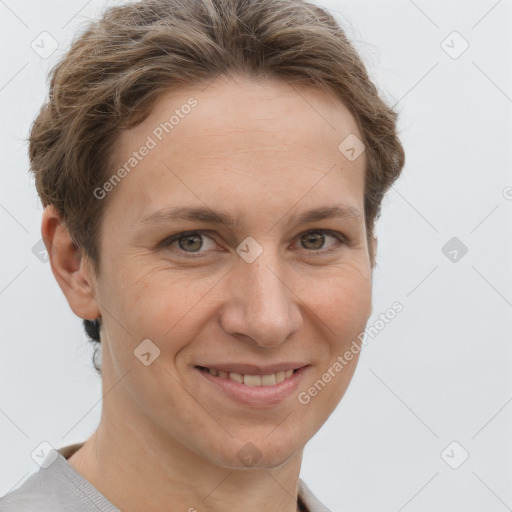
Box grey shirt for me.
[0,443,332,512]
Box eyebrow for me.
[137,204,362,229]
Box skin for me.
[42,73,376,512]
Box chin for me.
[203,434,303,470]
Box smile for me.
[194,364,311,407]
[197,366,296,386]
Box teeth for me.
[261,374,276,386]
[206,367,297,386]
[229,372,244,383]
[244,374,261,386]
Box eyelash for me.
[159,229,347,258]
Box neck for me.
[67,409,304,512]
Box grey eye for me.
[178,234,204,252]
[301,232,326,250]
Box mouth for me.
[195,365,303,387]
[194,364,310,407]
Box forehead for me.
[104,75,366,227]
[156,76,356,146]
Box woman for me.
[0,0,404,510]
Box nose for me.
[219,249,303,348]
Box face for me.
[89,74,374,468]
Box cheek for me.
[102,248,372,356]
[295,269,370,425]
[106,263,222,351]
[298,264,373,338]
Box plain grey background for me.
[1,0,511,510]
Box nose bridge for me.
[221,245,301,346]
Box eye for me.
[296,230,345,252]
[161,231,218,255]
[159,229,346,258]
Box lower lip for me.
[195,365,310,407]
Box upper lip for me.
[196,362,309,375]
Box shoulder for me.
[0,470,60,512]
[0,444,118,512]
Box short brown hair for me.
[29,0,405,374]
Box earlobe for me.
[41,205,101,321]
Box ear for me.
[41,205,101,321]
[370,234,378,269]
